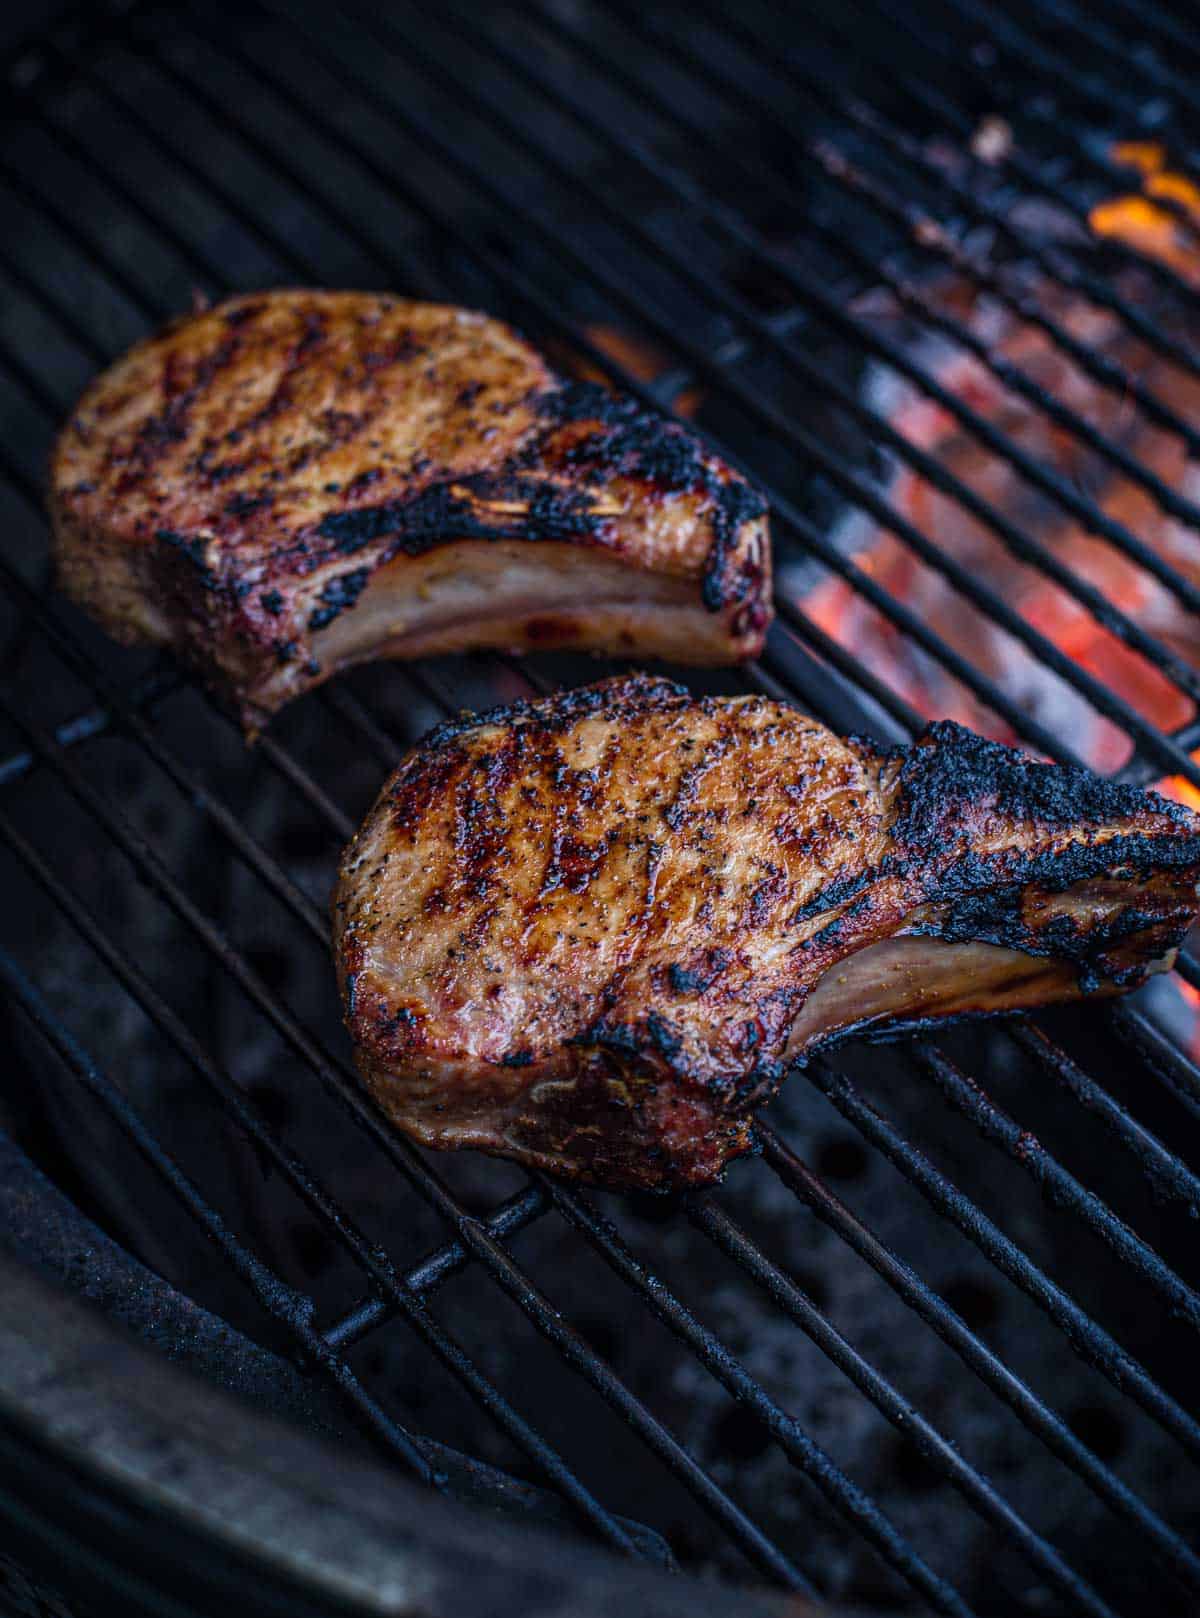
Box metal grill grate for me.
[2,2,1200,1613]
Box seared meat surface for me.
[50,292,770,731]
[333,673,1200,1190]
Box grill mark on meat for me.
[224,492,272,518]
[747,866,789,928]
[664,949,734,997]
[452,736,521,905]
[542,826,615,895]
[389,747,463,839]
[242,310,328,431]
[119,335,240,489]
[663,728,738,831]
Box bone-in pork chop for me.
[50,292,770,731]
[333,674,1200,1189]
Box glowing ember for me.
[1155,762,1200,814]
[792,157,1200,775]
[1109,142,1169,176]
[790,142,1200,1042]
[1090,143,1200,282]
[569,324,703,417]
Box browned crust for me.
[49,292,771,730]
[333,674,1200,1190]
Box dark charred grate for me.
[1,0,1200,1614]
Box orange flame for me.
[1110,141,1169,177]
[1155,757,1200,813]
[1090,142,1200,281]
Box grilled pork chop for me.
[333,674,1200,1190]
[49,292,770,732]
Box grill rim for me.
[0,1236,792,1618]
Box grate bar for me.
[0,533,811,1589]
[0,666,179,789]
[1008,1023,1200,1214]
[804,1059,1200,1459]
[317,685,408,776]
[686,0,1200,377]
[321,1187,548,1352]
[1109,1003,1200,1125]
[401,0,1200,698]
[587,0,1200,608]
[1170,949,1200,992]
[24,0,1200,796]
[815,0,1200,316]
[910,1041,1200,1329]
[995,0,1200,130]
[0,947,439,1486]
[756,1125,1200,1593]
[688,1197,1123,1618]
[764,618,925,738]
[188,0,1200,788]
